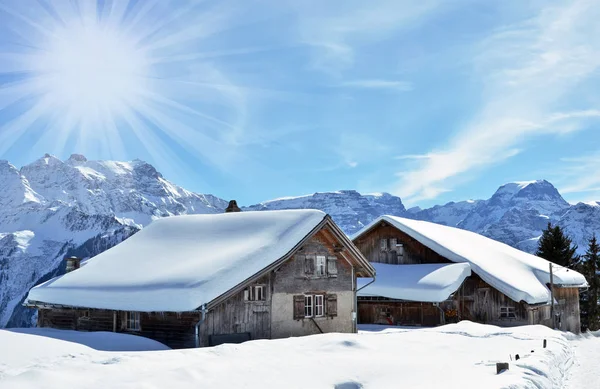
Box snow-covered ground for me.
[563,331,600,389]
[1,322,591,389]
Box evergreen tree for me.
[579,234,600,331]
[536,222,580,269]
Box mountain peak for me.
[67,154,87,164]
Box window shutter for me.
[380,239,388,251]
[293,295,305,319]
[326,294,338,317]
[305,255,315,275]
[327,256,338,275]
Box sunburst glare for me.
[0,0,249,169]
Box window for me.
[314,295,324,317]
[380,238,388,251]
[294,294,337,319]
[316,256,326,276]
[397,244,404,257]
[126,311,141,331]
[304,295,313,318]
[390,238,397,248]
[500,307,516,319]
[245,285,266,301]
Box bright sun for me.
[0,1,245,167]
[41,23,148,115]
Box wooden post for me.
[113,311,117,332]
[549,263,555,329]
[543,339,547,348]
[496,363,509,374]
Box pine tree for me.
[579,234,600,331]
[536,222,580,269]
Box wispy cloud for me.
[336,79,413,91]
[292,0,442,74]
[557,153,600,199]
[394,0,600,204]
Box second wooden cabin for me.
[352,215,588,333]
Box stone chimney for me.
[225,200,241,213]
[65,256,82,273]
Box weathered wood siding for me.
[354,222,549,328]
[458,275,528,326]
[38,308,200,348]
[270,229,355,338]
[358,301,442,326]
[353,222,452,265]
[199,274,271,347]
[553,287,581,333]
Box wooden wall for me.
[553,287,581,333]
[38,308,200,348]
[270,229,355,338]
[358,301,442,326]
[459,275,528,326]
[199,274,272,347]
[353,222,452,265]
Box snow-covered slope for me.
[0,155,227,328]
[0,322,577,389]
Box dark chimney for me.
[225,200,241,213]
[65,256,81,273]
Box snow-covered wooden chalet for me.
[352,215,588,333]
[26,208,375,348]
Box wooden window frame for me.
[380,238,388,251]
[304,295,314,318]
[500,307,516,319]
[126,311,141,331]
[314,295,324,317]
[245,284,266,302]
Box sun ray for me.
[0,2,57,41]
[0,0,252,170]
[0,96,55,155]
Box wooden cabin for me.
[26,208,375,348]
[353,216,588,333]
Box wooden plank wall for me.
[38,308,200,348]
[459,275,528,326]
[358,301,441,326]
[200,274,271,347]
[353,223,452,265]
[553,287,581,333]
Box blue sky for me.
[0,0,599,207]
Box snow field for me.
[0,322,576,389]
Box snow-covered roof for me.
[358,263,471,302]
[27,210,329,312]
[354,216,588,305]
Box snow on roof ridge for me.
[354,215,587,305]
[27,209,328,312]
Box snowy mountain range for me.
[1,155,599,328]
